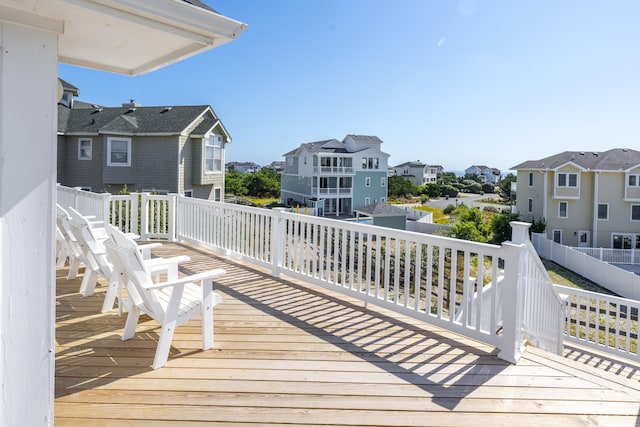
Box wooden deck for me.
[56,242,640,426]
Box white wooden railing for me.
[57,185,572,363]
[556,285,639,360]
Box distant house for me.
[391,162,443,186]
[226,161,261,173]
[465,165,501,184]
[266,161,286,174]
[512,148,640,248]
[57,81,231,200]
[281,135,390,216]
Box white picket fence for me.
[57,185,570,363]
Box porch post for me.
[497,222,531,363]
[0,20,59,425]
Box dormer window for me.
[557,173,577,187]
[205,134,223,173]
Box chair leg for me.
[67,258,82,280]
[202,281,214,350]
[79,270,98,296]
[153,320,177,369]
[122,306,140,341]
[101,277,119,313]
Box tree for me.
[497,173,516,204]
[225,169,248,196]
[388,175,417,198]
[489,211,520,243]
[449,205,489,243]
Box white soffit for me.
[0,0,247,75]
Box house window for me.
[362,157,379,170]
[107,137,131,167]
[557,172,577,187]
[381,177,386,187]
[380,197,386,203]
[527,198,533,213]
[364,197,371,206]
[628,174,640,187]
[365,177,371,187]
[214,187,222,202]
[286,156,293,166]
[632,205,640,221]
[552,229,562,244]
[528,172,533,187]
[183,190,193,197]
[597,203,608,220]
[612,234,635,249]
[558,201,568,218]
[205,135,223,172]
[78,138,92,160]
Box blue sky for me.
[58,0,640,173]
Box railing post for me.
[101,192,110,224]
[129,193,139,236]
[497,222,531,363]
[168,194,177,242]
[140,192,149,241]
[270,208,286,277]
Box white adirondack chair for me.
[103,224,225,369]
[67,207,188,314]
[56,205,84,279]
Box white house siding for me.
[0,21,57,425]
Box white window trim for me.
[527,198,533,213]
[364,197,371,206]
[78,137,92,160]
[214,187,222,202]
[183,190,193,197]
[107,137,131,167]
[557,172,578,188]
[597,203,609,220]
[558,201,568,218]
[631,204,640,222]
[627,174,640,187]
[205,134,223,174]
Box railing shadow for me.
[176,244,510,411]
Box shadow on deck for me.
[55,242,640,426]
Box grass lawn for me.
[540,258,617,295]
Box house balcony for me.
[313,166,355,175]
[54,185,640,425]
[310,187,353,196]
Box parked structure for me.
[512,148,640,248]
[391,161,443,186]
[281,135,390,216]
[465,165,501,184]
[57,83,231,201]
[226,161,261,173]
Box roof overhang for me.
[0,0,247,76]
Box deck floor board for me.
[55,242,640,426]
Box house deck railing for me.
[57,185,595,363]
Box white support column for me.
[497,222,531,363]
[0,21,58,425]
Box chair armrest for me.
[143,268,226,290]
[138,242,163,259]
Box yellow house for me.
[512,148,640,248]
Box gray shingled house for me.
[57,80,230,200]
